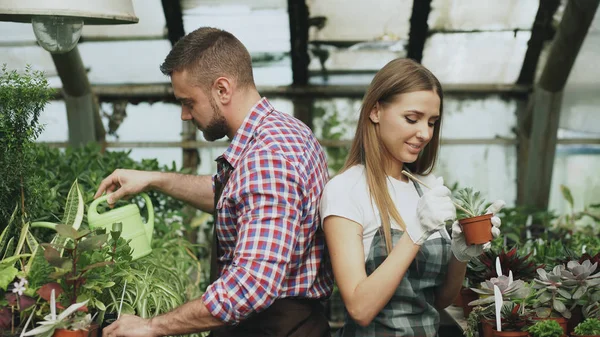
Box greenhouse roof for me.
[1,0,595,89]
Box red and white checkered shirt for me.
[201,97,334,324]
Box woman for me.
[320,58,504,336]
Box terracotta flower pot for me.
[491,329,529,337]
[459,213,493,245]
[460,287,479,317]
[52,329,88,337]
[481,319,496,337]
[52,324,98,337]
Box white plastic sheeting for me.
[422,31,531,84]
[428,0,538,31]
[307,0,413,41]
[559,8,600,133]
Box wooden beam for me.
[521,0,600,210]
[288,0,310,86]
[517,0,560,85]
[37,138,600,149]
[161,0,185,47]
[406,0,433,62]
[515,0,560,205]
[52,47,104,146]
[50,83,531,103]
[287,0,314,129]
[160,0,198,244]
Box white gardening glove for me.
[451,200,505,262]
[409,177,456,245]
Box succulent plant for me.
[467,246,544,285]
[526,318,564,337]
[561,260,600,300]
[469,273,531,306]
[573,318,600,336]
[454,187,488,219]
[532,265,572,318]
[498,302,531,332]
[583,301,600,320]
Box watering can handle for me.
[140,193,154,243]
[88,194,110,224]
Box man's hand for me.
[451,200,505,262]
[410,177,456,245]
[94,169,159,206]
[102,314,159,337]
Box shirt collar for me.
[217,97,274,168]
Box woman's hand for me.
[410,177,456,245]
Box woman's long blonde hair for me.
[341,58,444,254]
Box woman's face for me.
[369,90,440,174]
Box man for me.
[98,27,333,337]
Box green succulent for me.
[573,318,600,336]
[454,187,488,219]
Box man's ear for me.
[214,77,232,104]
[369,104,380,124]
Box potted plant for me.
[561,260,600,334]
[531,265,571,333]
[525,319,564,337]
[468,273,532,337]
[492,303,531,337]
[571,318,600,337]
[463,246,542,318]
[22,289,95,337]
[453,187,496,245]
[572,318,600,337]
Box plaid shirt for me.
[201,97,334,324]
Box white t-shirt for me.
[320,164,446,261]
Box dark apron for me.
[209,162,330,337]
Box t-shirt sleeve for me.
[319,175,364,227]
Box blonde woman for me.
[320,58,504,336]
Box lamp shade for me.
[0,0,139,24]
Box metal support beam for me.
[521,0,600,210]
[51,46,105,147]
[407,0,433,62]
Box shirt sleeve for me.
[201,149,304,324]
[319,173,364,227]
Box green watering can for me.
[88,193,154,261]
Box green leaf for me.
[81,260,113,272]
[0,265,18,290]
[54,224,79,240]
[560,185,574,208]
[95,300,106,311]
[42,244,71,269]
[0,224,10,255]
[78,234,109,252]
[553,299,567,313]
[62,179,84,230]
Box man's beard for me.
[201,97,228,141]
